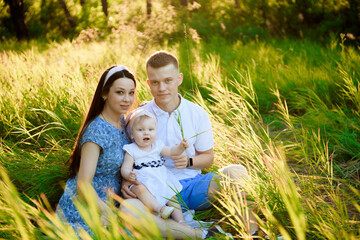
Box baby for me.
[121,109,188,223]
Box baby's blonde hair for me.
[130,114,156,132]
[125,109,157,139]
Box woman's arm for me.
[77,141,114,222]
[121,152,137,182]
[77,141,101,198]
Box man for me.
[122,50,258,237]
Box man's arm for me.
[171,148,214,169]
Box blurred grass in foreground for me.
[0,35,359,239]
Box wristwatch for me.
[187,157,193,167]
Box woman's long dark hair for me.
[67,66,136,179]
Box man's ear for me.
[146,79,150,87]
[178,73,183,86]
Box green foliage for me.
[0,24,360,239]
[1,0,360,44]
[176,33,360,170]
[188,57,359,238]
[30,0,72,38]
[75,0,108,34]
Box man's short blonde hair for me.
[146,50,179,70]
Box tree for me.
[3,0,29,41]
[234,0,239,8]
[57,0,76,28]
[101,0,108,16]
[146,0,151,18]
[180,0,187,6]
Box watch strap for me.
[188,157,193,167]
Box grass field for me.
[0,35,359,239]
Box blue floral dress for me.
[56,116,129,233]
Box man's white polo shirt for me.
[140,95,214,181]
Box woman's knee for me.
[120,198,146,214]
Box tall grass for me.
[0,164,165,239]
[0,35,359,239]
[190,67,359,239]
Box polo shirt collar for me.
[151,94,184,117]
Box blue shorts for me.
[178,172,215,211]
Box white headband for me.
[125,109,157,138]
[103,65,127,87]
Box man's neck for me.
[155,95,181,114]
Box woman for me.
[56,65,136,233]
[56,65,205,239]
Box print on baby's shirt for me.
[133,158,165,170]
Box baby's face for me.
[131,117,157,150]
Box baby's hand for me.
[129,171,137,182]
[180,139,189,149]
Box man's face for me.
[146,64,183,108]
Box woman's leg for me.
[130,184,162,213]
[120,199,204,239]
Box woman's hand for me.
[121,178,140,199]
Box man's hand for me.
[121,178,140,199]
[171,153,188,169]
[180,139,189,150]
